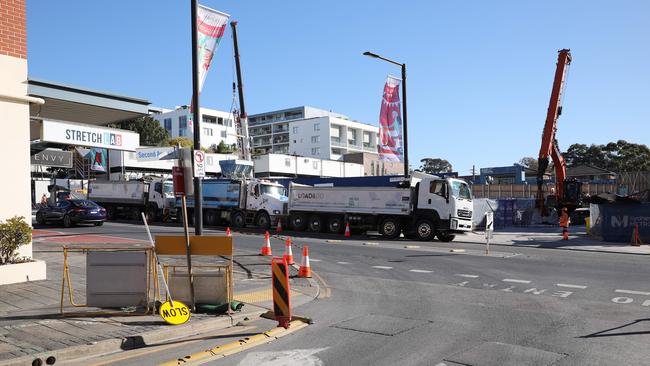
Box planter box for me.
[0,259,46,285]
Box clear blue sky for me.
[27,1,649,175]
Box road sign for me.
[485,211,494,239]
[172,166,185,196]
[193,149,206,178]
[135,147,177,161]
[271,257,291,329]
[159,300,191,325]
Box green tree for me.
[515,157,539,171]
[418,158,452,174]
[564,140,650,172]
[168,137,193,148]
[110,116,169,146]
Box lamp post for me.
[363,51,409,178]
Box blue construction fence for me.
[472,198,536,228]
[589,203,650,243]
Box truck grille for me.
[457,209,472,219]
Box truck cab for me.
[244,179,288,228]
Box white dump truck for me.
[287,173,473,241]
[88,177,174,222]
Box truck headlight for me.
[273,210,281,215]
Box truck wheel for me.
[415,219,436,241]
[232,211,246,228]
[327,216,344,233]
[437,232,456,242]
[308,215,323,232]
[255,211,271,230]
[290,213,307,231]
[380,217,401,239]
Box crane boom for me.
[230,21,251,161]
[536,49,578,214]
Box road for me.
[35,221,650,365]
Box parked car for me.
[36,199,107,227]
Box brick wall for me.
[0,0,26,59]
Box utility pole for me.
[190,0,203,235]
[230,21,251,161]
[472,165,476,182]
[401,63,409,178]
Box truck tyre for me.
[308,215,323,232]
[327,216,344,234]
[63,215,73,228]
[290,213,307,231]
[255,211,271,230]
[232,211,246,228]
[437,232,456,242]
[415,219,436,241]
[380,217,401,239]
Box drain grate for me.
[331,314,425,336]
[444,342,566,366]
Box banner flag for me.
[196,5,230,93]
[378,75,404,162]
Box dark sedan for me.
[36,199,106,227]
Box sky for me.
[27,1,650,175]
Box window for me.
[203,115,217,124]
[217,117,224,125]
[314,123,320,131]
[292,127,298,134]
[164,118,172,132]
[313,161,319,169]
[429,181,447,197]
[311,136,320,143]
[221,130,227,138]
[179,128,187,137]
[311,147,320,155]
[450,181,472,200]
[179,115,187,129]
[285,158,291,167]
[203,128,213,136]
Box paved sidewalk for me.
[458,225,650,255]
[0,237,317,365]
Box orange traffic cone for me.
[631,224,642,246]
[226,227,232,237]
[276,219,283,234]
[344,222,351,238]
[298,245,312,278]
[283,236,294,265]
[260,231,273,256]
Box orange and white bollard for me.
[226,227,232,237]
[276,219,283,234]
[260,231,273,256]
[344,222,351,238]
[283,236,294,265]
[298,245,312,278]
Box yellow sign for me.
[159,300,191,325]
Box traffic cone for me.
[276,219,283,234]
[260,231,272,256]
[344,222,351,238]
[631,224,642,246]
[298,245,312,278]
[226,227,232,237]
[283,236,294,265]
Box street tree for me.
[564,140,650,172]
[418,158,452,174]
[110,116,169,146]
[515,157,538,171]
[168,137,193,148]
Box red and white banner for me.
[378,76,403,162]
[196,5,230,93]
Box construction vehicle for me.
[88,177,174,222]
[536,48,582,215]
[287,172,473,241]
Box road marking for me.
[556,283,587,289]
[363,242,379,246]
[612,297,634,304]
[372,266,393,270]
[450,249,465,253]
[456,274,479,278]
[615,289,650,296]
[310,259,322,262]
[503,279,531,284]
[336,261,350,265]
[404,245,420,249]
[409,269,433,273]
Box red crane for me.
[536,49,582,214]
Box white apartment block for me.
[150,106,238,148]
[248,106,379,160]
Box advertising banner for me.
[378,76,404,162]
[196,5,230,93]
[41,120,139,151]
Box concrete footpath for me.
[459,225,650,255]
[0,235,318,366]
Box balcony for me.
[331,137,346,147]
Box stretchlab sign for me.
[41,120,139,151]
[31,149,73,168]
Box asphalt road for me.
[34,221,650,365]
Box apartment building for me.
[151,106,237,148]
[248,106,379,160]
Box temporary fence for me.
[589,202,650,242]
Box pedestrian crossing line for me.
[336,261,350,265]
[502,278,531,284]
[372,266,393,270]
[409,269,433,273]
[615,289,650,296]
[556,283,587,289]
[455,274,479,278]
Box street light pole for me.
[363,51,409,177]
[191,0,203,235]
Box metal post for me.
[191,0,203,235]
[181,195,196,311]
[401,63,409,178]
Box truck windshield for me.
[260,185,286,197]
[163,181,174,195]
[450,181,472,200]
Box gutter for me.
[0,93,45,105]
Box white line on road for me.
[409,269,433,273]
[455,274,479,278]
[372,266,393,270]
[310,259,322,262]
[556,283,587,289]
[503,279,531,284]
[615,289,650,296]
[336,261,350,265]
